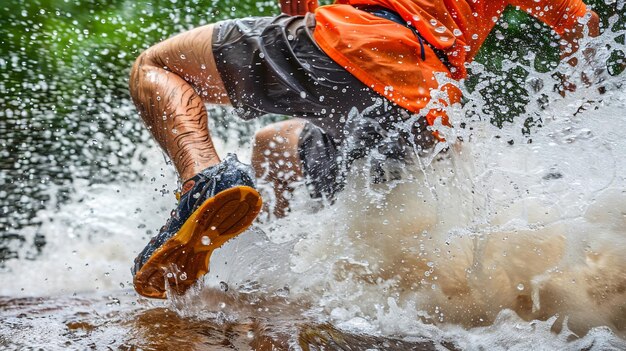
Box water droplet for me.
[453,29,463,37]
[201,236,211,245]
[276,286,290,297]
[219,281,229,291]
[200,64,206,70]
[120,282,125,288]
[179,272,187,280]
[210,226,216,231]
[517,283,525,291]
[259,52,265,58]
[430,19,438,26]
[180,54,186,60]
[435,26,446,33]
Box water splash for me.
[195,26,626,343]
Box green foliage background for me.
[0,0,624,261]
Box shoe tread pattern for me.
[133,186,262,299]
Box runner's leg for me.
[252,119,306,217]
[129,24,228,183]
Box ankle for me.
[180,177,198,195]
[178,156,221,183]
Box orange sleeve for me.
[509,0,588,35]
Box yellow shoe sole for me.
[133,186,262,299]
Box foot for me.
[132,154,263,299]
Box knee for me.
[253,120,304,156]
[129,53,145,93]
[129,49,158,91]
[254,123,280,143]
[253,124,282,161]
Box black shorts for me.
[212,14,434,199]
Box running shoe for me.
[132,154,262,299]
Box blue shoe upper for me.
[132,153,256,276]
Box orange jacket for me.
[313,0,588,124]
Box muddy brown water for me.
[0,292,452,350]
